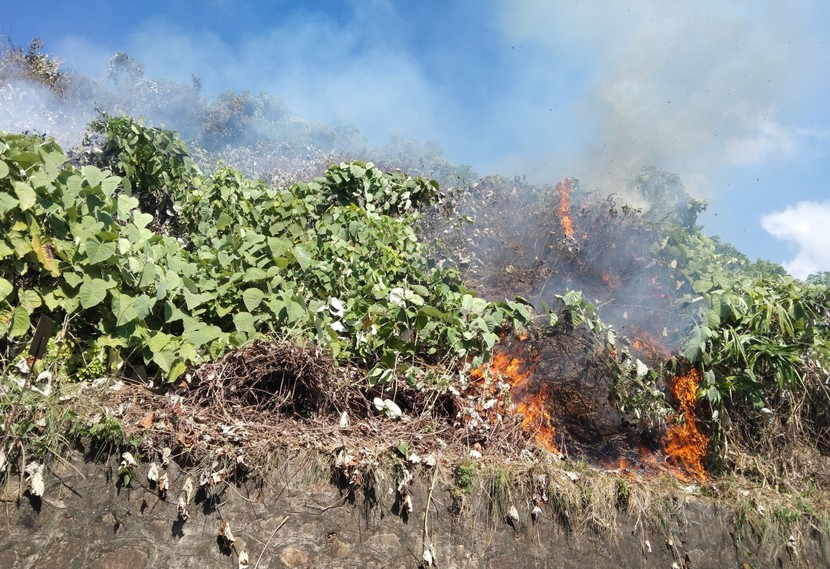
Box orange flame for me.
[515,388,557,452]
[471,352,557,453]
[601,271,621,289]
[664,368,708,481]
[630,327,670,363]
[649,274,669,300]
[556,178,574,238]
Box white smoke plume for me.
[498,0,823,196]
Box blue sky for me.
[2,1,829,277]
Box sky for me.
[2,0,829,278]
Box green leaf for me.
[243,267,267,282]
[216,211,233,230]
[183,289,213,311]
[0,160,8,178]
[63,272,83,289]
[284,298,306,323]
[85,238,116,264]
[17,289,42,313]
[79,278,109,309]
[133,295,156,320]
[410,284,430,297]
[8,307,30,337]
[292,245,313,270]
[116,194,140,219]
[186,323,223,346]
[561,290,583,307]
[12,181,36,211]
[112,293,138,326]
[81,165,102,188]
[147,330,172,354]
[133,211,154,229]
[0,278,12,301]
[168,359,187,383]
[233,311,256,335]
[138,263,156,288]
[0,191,19,213]
[693,279,713,293]
[683,325,709,361]
[153,349,176,372]
[100,175,121,197]
[242,288,264,311]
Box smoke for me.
[0,79,92,149]
[498,1,821,197]
[3,2,828,275]
[82,13,454,149]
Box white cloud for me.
[761,200,830,279]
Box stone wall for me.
[1,454,827,568]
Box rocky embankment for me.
[2,452,828,569]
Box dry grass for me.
[2,336,829,564]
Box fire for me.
[629,326,670,364]
[649,274,669,300]
[470,351,557,453]
[664,368,708,481]
[515,388,557,452]
[556,178,574,238]
[601,271,621,289]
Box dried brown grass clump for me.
[190,338,336,418]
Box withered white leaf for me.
[158,473,169,498]
[182,476,195,504]
[237,550,249,568]
[507,505,520,523]
[219,519,236,543]
[147,462,160,483]
[0,447,6,472]
[422,548,434,567]
[161,447,171,466]
[25,462,45,497]
[404,494,413,513]
[211,469,226,485]
[120,452,137,469]
[177,495,189,521]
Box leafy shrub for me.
[1,118,530,385]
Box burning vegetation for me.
[664,368,708,480]
[424,165,829,484]
[2,42,830,513]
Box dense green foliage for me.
[2,37,829,469]
[657,224,830,450]
[1,118,530,385]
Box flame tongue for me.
[556,178,575,238]
[471,350,558,453]
[664,368,708,480]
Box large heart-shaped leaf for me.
[79,278,109,309]
[242,288,264,311]
[85,238,116,264]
